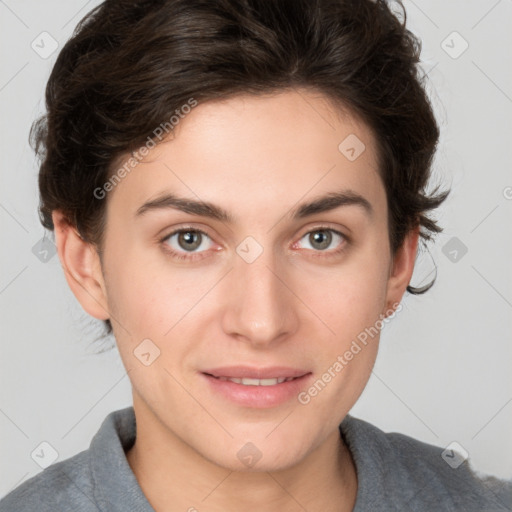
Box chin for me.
[201,440,309,474]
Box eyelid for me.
[295,222,350,241]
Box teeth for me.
[219,376,296,386]
[242,378,263,385]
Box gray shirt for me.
[1,406,510,511]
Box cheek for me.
[297,248,389,395]
[306,254,389,341]
[293,269,387,430]
[103,250,219,375]
[104,243,185,333]
[304,276,384,383]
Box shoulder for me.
[341,415,512,511]
[0,406,138,512]
[383,428,511,510]
[0,449,98,512]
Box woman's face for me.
[83,89,414,471]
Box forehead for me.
[105,89,385,222]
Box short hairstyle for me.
[30,0,449,336]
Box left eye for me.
[296,228,345,251]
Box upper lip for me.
[202,366,310,379]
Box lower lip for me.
[201,373,312,408]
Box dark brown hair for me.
[31,0,448,336]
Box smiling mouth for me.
[201,371,312,408]
[205,374,301,386]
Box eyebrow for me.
[135,189,373,222]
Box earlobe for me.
[384,225,420,313]
[52,211,110,321]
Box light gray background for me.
[1,0,511,498]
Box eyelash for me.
[159,226,349,261]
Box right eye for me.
[160,228,215,260]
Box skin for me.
[52,89,419,512]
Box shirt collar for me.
[89,406,154,512]
[339,413,387,511]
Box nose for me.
[220,244,298,348]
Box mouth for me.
[203,374,301,386]
[200,366,312,408]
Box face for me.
[57,89,416,472]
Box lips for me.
[201,367,313,408]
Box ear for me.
[384,225,420,314]
[52,211,110,321]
